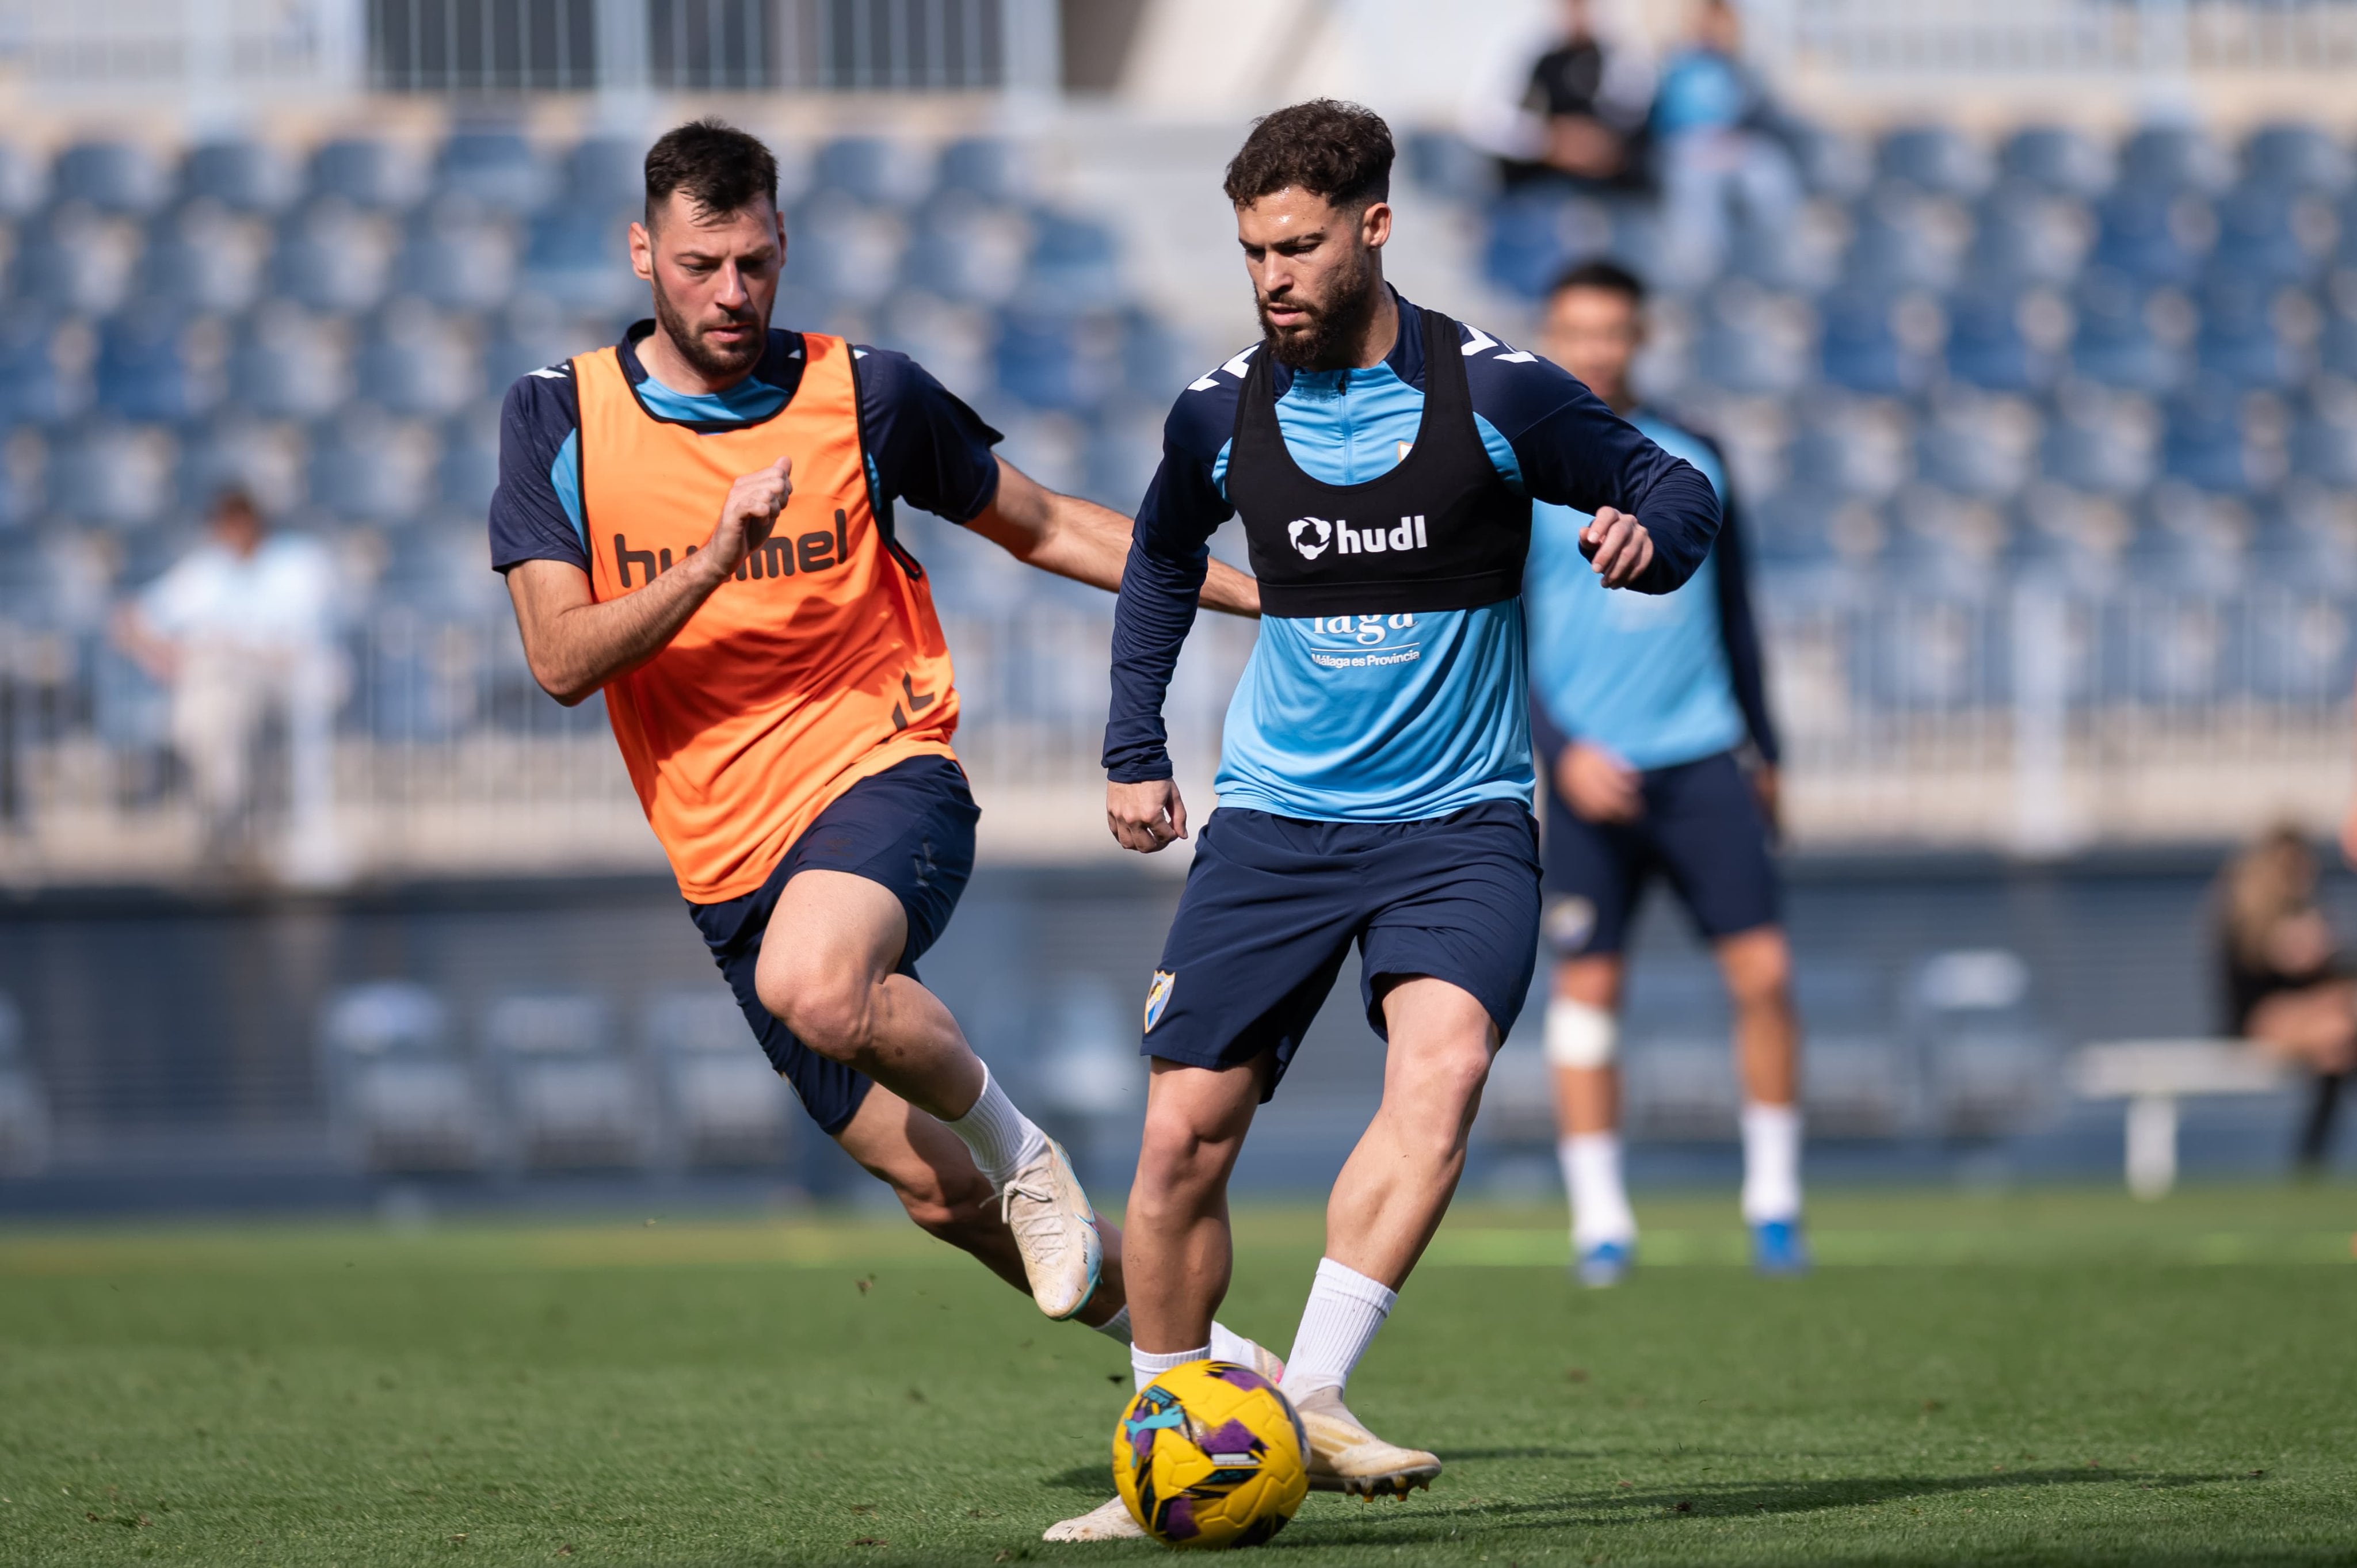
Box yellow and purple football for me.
[1112,1359,1309,1550]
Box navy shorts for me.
[1142,801,1542,1101]
[1541,749,1779,958]
[686,755,979,1136]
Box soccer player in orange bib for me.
[491,120,1259,1344]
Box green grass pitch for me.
[2,1187,2354,1566]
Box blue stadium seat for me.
[2068,269,2191,393]
[433,129,548,214]
[1723,207,1843,295]
[307,407,433,523]
[0,143,48,217]
[394,197,520,312]
[1694,284,1818,396]
[94,304,220,423]
[270,199,395,313]
[561,135,646,213]
[1481,187,1612,300]
[1820,291,1940,396]
[356,299,479,418]
[1967,185,2093,290]
[1875,126,1991,199]
[179,138,298,213]
[176,414,303,517]
[2160,385,2282,495]
[436,414,500,513]
[784,190,905,305]
[1943,285,2068,394]
[2089,187,2211,286]
[2290,390,2357,487]
[2118,124,2233,196]
[1783,120,1874,201]
[10,205,138,315]
[1997,125,2114,199]
[2193,274,2312,390]
[2244,583,2356,700]
[2241,124,2351,196]
[307,138,424,211]
[1783,403,1913,501]
[228,304,350,421]
[811,135,930,209]
[1882,486,2011,597]
[52,140,167,215]
[1915,395,2041,500]
[521,207,637,311]
[2208,184,2332,287]
[935,136,1032,205]
[45,421,176,527]
[1021,210,1126,310]
[993,306,1117,412]
[899,193,1030,306]
[874,292,991,399]
[2318,293,2357,381]
[482,299,603,393]
[0,308,92,426]
[1838,184,1967,295]
[2040,385,2160,495]
[140,203,268,314]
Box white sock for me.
[1094,1310,1258,1364]
[1280,1258,1395,1399]
[1741,1101,1803,1224]
[1131,1342,1209,1391]
[1208,1321,1259,1367]
[1559,1132,1637,1250]
[941,1063,1048,1190]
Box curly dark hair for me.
[644,117,779,225]
[1222,98,1394,211]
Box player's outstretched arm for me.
[506,457,791,705]
[968,458,1259,617]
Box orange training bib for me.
[574,333,959,902]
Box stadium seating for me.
[0,991,51,1176]
[318,981,487,1173]
[641,989,794,1169]
[481,991,649,1171]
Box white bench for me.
[2072,1039,2292,1198]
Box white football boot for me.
[1000,1136,1102,1321]
[1043,1339,1287,1543]
[1294,1386,1441,1497]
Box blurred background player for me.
[1085,101,1719,1538]
[1469,0,1656,195]
[111,486,347,883]
[1524,258,1803,1285]
[2217,825,2355,1174]
[492,121,1267,1351]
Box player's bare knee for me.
[760,963,879,1062]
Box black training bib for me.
[1227,306,1530,619]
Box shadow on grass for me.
[1275,1467,2233,1546]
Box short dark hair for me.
[644,118,779,225]
[1549,258,1647,306]
[1222,98,1394,212]
[211,485,260,522]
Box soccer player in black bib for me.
[1048,102,1722,1537]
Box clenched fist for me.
[1580,505,1655,589]
[704,456,793,579]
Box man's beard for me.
[651,274,766,382]
[1257,249,1380,372]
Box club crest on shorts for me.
[1143,970,1177,1032]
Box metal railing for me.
[0,0,1046,98]
[0,582,2349,885]
[1772,0,2357,77]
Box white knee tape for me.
[1544,999,1618,1070]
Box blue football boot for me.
[1750,1218,1811,1276]
[1574,1237,1634,1288]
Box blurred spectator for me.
[2218,825,2353,1173]
[1469,0,1654,192]
[112,489,348,882]
[1651,0,1801,287]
